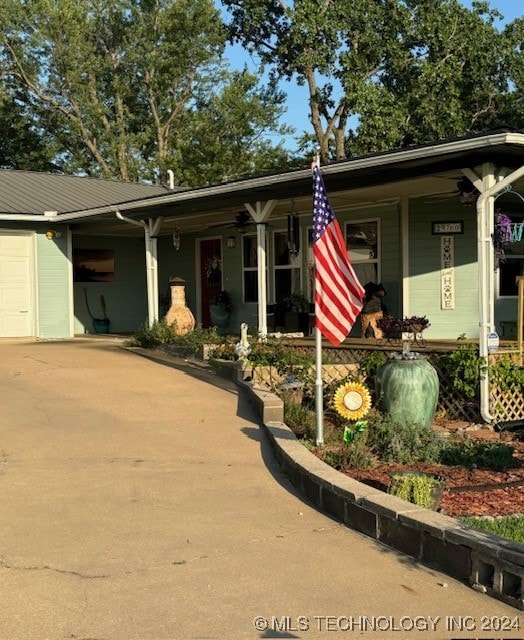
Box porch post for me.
[468,163,524,422]
[245,200,276,338]
[114,211,163,328]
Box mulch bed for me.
[340,422,524,518]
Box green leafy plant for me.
[208,290,233,312]
[439,438,517,470]
[489,356,524,393]
[365,411,446,464]
[358,351,387,399]
[461,515,524,544]
[126,321,223,350]
[437,335,486,399]
[125,319,177,348]
[283,291,310,312]
[389,472,444,509]
[247,340,314,383]
[284,400,316,440]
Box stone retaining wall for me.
[230,364,524,611]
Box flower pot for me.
[209,304,230,333]
[388,471,445,510]
[278,380,305,405]
[93,318,110,334]
[376,357,439,428]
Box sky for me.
[220,0,523,152]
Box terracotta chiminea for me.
[165,277,195,335]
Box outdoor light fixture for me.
[45,229,62,240]
[287,199,300,258]
[172,226,181,251]
[227,235,236,249]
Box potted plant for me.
[208,290,232,333]
[389,471,445,510]
[84,288,110,334]
[283,291,311,333]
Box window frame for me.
[344,217,382,285]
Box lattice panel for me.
[248,364,358,390]
[488,352,524,422]
[252,342,522,423]
[489,385,524,422]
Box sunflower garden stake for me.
[333,382,372,443]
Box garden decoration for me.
[360,282,387,339]
[376,315,430,348]
[84,287,110,334]
[234,323,251,363]
[333,382,372,443]
[376,349,439,429]
[165,276,195,335]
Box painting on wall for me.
[73,249,115,282]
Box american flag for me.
[312,164,365,345]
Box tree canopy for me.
[0,0,292,184]
[222,0,524,163]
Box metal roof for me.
[0,170,169,215]
[0,130,523,236]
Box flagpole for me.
[313,148,324,446]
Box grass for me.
[461,515,524,543]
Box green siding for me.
[73,236,147,334]
[36,226,71,338]
[409,200,479,339]
[157,204,401,337]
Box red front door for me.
[200,238,222,327]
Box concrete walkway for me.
[0,338,521,640]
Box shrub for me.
[126,320,223,350]
[489,356,524,393]
[247,341,314,382]
[365,412,446,464]
[358,351,387,399]
[125,319,178,348]
[284,401,316,440]
[439,438,517,470]
[321,436,374,470]
[389,472,444,509]
[437,335,485,399]
[461,515,524,544]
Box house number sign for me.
[441,236,455,310]
[432,221,463,235]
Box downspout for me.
[474,163,524,423]
[114,210,164,327]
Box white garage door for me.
[0,233,33,337]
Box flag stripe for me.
[312,164,365,345]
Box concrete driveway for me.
[0,338,521,639]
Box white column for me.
[245,200,276,339]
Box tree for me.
[0,89,59,170]
[0,0,291,184]
[222,0,523,163]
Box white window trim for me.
[345,217,382,283]
[271,227,302,303]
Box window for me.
[498,212,524,297]
[346,219,380,285]
[242,234,258,303]
[273,230,301,304]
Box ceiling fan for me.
[207,210,255,233]
[425,177,479,205]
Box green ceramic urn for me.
[376,357,439,429]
